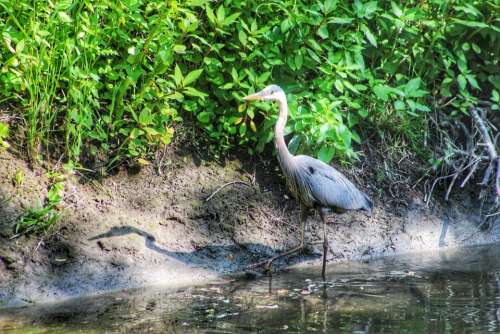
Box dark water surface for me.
[1,244,499,333]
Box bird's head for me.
[243,84,285,102]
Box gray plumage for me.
[282,154,373,214]
[243,84,373,275]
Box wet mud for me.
[0,149,498,308]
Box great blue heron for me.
[243,85,373,277]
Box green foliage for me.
[0,122,9,149]
[15,176,64,235]
[13,170,24,187]
[0,0,498,166]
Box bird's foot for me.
[246,245,305,273]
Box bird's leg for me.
[298,203,307,248]
[247,204,307,272]
[319,209,329,280]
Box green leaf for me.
[130,128,144,139]
[317,24,329,39]
[216,5,225,23]
[394,100,405,110]
[294,53,304,69]
[405,78,421,96]
[58,11,73,23]
[334,80,344,93]
[343,80,359,94]
[184,87,208,99]
[466,75,480,90]
[457,74,467,91]
[451,19,489,29]
[183,69,204,86]
[281,18,292,33]
[205,5,216,24]
[239,123,247,136]
[197,112,211,123]
[0,122,9,139]
[238,30,247,45]
[139,110,153,125]
[361,25,377,47]
[328,17,353,24]
[358,109,369,118]
[491,90,499,103]
[173,45,186,53]
[414,103,431,112]
[223,12,240,26]
[318,145,335,163]
[307,39,323,52]
[173,65,183,87]
[391,2,403,17]
[373,85,391,101]
[352,130,361,144]
[323,0,338,14]
[15,40,25,54]
[306,48,321,63]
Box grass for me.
[13,172,65,236]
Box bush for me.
[0,0,498,168]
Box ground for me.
[0,148,498,308]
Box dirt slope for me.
[0,149,498,308]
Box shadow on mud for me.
[88,226,319,272]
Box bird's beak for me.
[242,92,263,101]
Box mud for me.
[0,149,498,308]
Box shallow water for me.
[1,244,499,334]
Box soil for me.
[0,147,498,308]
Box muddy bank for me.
[0,149,498,308]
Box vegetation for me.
[0,121,9,149]
[0,1,498,173]
[14,172,65,236]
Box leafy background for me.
[0,0,498,170]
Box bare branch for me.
[205,181,252,202]
[470,108,499,197]
[471,108,498,161]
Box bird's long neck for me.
[275,95,293,165]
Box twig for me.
[32,238,44,255]
[471,108,498,161]
[445,158,468,201]
[205,181,251,202]
[459,159,479,188]
[435,97,457,110]
[156,145,168,176]
[426,158,481,205]
[485,211,499,218]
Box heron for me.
[243,85,373,278]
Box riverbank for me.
[0,148,498,308]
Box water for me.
[1,244,499,333]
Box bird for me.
[243,84,373,278]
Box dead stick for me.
[471,108,499,197]
[460,160,479,188]
[445,158,468,201]
[205,181,251,202]
[426,158,481,204]
[471,108,497,160]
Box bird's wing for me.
[294,155,372,212]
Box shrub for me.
[0,0,498,168]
